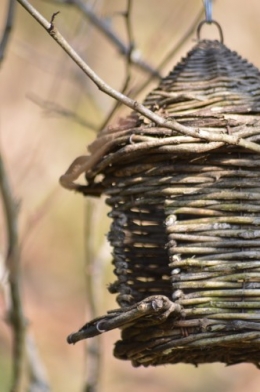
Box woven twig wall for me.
[63,40,260,367]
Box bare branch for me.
[0,152,25,392]
[0,0,16,65]
[41,0,161,78]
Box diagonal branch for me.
[68,295,182,344]
[0,0,16,65]
[27,93,98,131]
[133,6,204,97]
[156,6,204,73]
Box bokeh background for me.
[1,0,260,391]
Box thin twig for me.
[27,93,98,131]
[133,6,204,98]
[157,6,204,72]
[26,334,51,392]
[40,0,161,78]
[0,0,16,65]
[83,199,105,392]
[99,0,134,131]
[124,0,134,79]
[47,10,60,32]
[17,0,260,158]
[0,175,52,392]
[0,152,25,392]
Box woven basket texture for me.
[63,40,260,367]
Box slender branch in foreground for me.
[41,0,161,78]
[17,0,260,157]
[0,152,25,392]
[0,0,16,65]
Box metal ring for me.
[96,321,106,333]
[197,20,224,43]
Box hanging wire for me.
[203,0,212,23]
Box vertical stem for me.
[0,0,16,65]
[83,199,102,392]
[26,334,51,392]
[99,0,134,130]
[0,153,25,392]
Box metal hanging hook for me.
[197,0,224,43]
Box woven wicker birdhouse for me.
[61,37,260,368]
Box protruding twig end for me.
[48,11,60,33]
[67,333,75,344]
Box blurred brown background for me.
[1,0,260,391]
